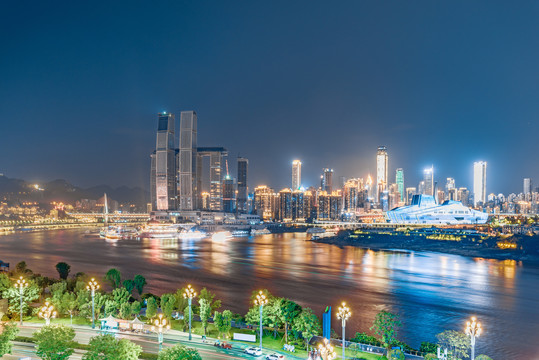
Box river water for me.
[0,229,537,359]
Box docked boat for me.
[104,226,137,240]
[137,221,182,239]
[306,227,326,234]
[178,229,207,240]
[232,229,250,237]
[251,228,271,235]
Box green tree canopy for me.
[133,275,147,296]
[55,262,71,280]
[292,307,321,348]
[60,292,77,324]
[0,323,19,356]
[157,344,201,360]
[198,298,212,335]
[436,330,470,360]
[199,287,221,313]
[214,310,233,339]
[82,334,142,360]
[3,280,41,317]
[370,310,402,351]
[475,355,493,360]
[278,298,301,343]
[33,324,76,360]
[123,279,135,295]
[104,268,122,289]
[160,293,176,320]
[146,297,158,319]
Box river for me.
[0,229,537,359]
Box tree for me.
[104,268,122,289]
[75,289,91,318]
[420,342,438,354]
[214,310,232,339]
[83,334,142,360]
[112,288,130,309]
[160,293,176,320]
[123,279,135,295]
[0,323,19,356]
[55,262,71,280]
[475,355,493,360]
[146,297,157,319]
[15,261,32,275]
[370,310,402,353]
[278,298,301,343]
[198,298,211,335]
[292,307,321,349]
[157,344,201,360]
[199,287,221,313]
[424,354,438,360]
[436,330,470,360]
[130,301,141,318]
[3,280,40,317]
[133,275,146,296]
[60,292,77,324]
[33,324,75,360]
[173,287,189,314]
[119,302,131,319]
[266,298,284,338]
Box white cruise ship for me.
[386,195,488,225]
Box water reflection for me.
[0,230,536,358]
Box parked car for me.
[221,342,233,349]
[245,347,263,356]
[266,353,285,360]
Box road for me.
[10,323,303,360]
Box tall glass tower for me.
[237,157,249,213]
[154,112,176,211]
[376,146,388,203]
[292,160,301,191]
[395,168,404,202]
[178,111,197,210]
[473,161,487,206]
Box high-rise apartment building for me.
[222,174,235,213]
[178,111,197,210]
[322,168,333,193]
[254,186,275,220]
[376,146,388,202]
[423,166,434,196]
[153,112,176,211]
[395,168,404,202]
[237,157,248,213]
[473,161,487,206]
[523,178,532,195]
[292,160,301,191]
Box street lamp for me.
[318,337,336,360]
[38,301,57,325]
[336,302,351,360]
[183,284,197,341]
[151,313,170,352]
[465,316,482,360]
[254,290,268,351]
[87,278,99,329]
[14,276,28,326]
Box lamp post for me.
[183,284,197,341]
[254,290,268,351]
[151,313,170,352]
[336,302,351,360]
[38,301,57,325]
[465,316,482,360]
[14,276,28,326]
[87,278,99,329]
[318,337,336,360]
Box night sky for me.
[1,1,538,194]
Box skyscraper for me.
[153,112,176,211]
[237,157,248,213]
[222,174,235,213]
[523,178,532,195]
[323,168,333,193]
[423,166,434,196]
[473,161,487,206]
[178,111,197,210]
[446,178,456,201]
[395,168,404,202]
[292,160,301,190]
[376,146,388,203]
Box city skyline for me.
[2,1,539,194]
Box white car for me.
[245,347,263,356]
[266,354,285,360]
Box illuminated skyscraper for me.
[237,157,248,213]
[446,177,456,201]
[254,185,275,220]
[322,168,333,193]
[523,178,532,195]
[178,111,197,210]
[153,112,176,211]
[292,160,301,190]
[222,174,235,213]
[395,168,404,202]
[473,161,487,206]
[376,146,388,202]
[423,166,434,196]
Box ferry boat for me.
[104,226,137,240]
[251,228,271,235]
[232,229,250,237]
[137,221,182,239]
[178,229,207,240]
[306,227,326,234]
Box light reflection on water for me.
[0,229,537,358]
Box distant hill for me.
[0,175,149,208]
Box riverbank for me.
[311,230,539,264]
